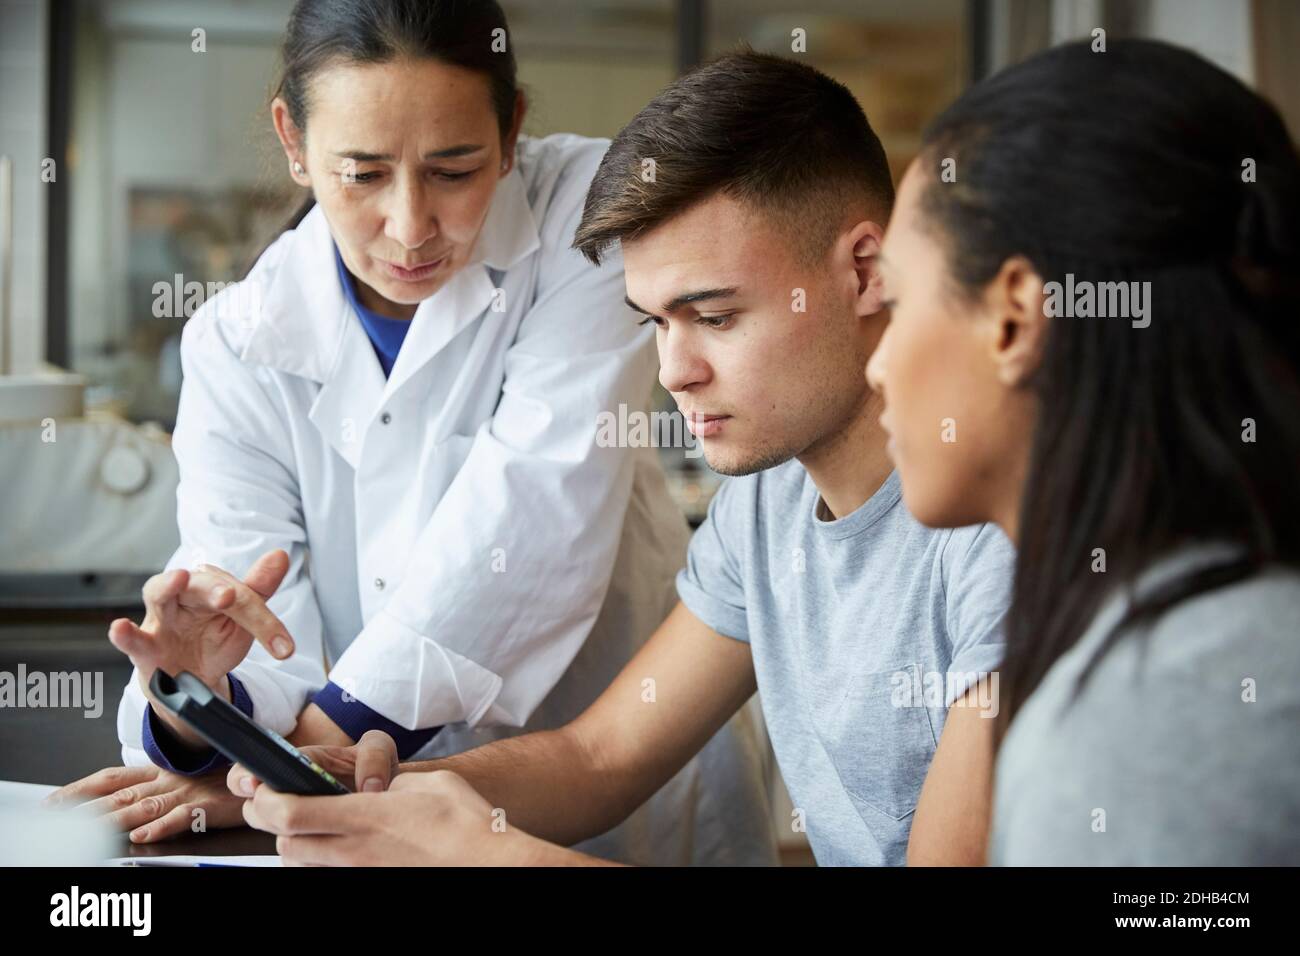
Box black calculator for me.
[149,669,348,796]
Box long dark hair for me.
[261,0,518,244]
[917,39,1300,737]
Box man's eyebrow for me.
[625,287,740,316]
[330,144,488,162]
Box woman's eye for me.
[342,169,475,184]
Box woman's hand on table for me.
[42,764,246,843]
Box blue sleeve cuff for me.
[310,681,441,759]
[141,674,253,776]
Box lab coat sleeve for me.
[117,299,330,767]
[328,167,659,731]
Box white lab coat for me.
[116,133,777,865]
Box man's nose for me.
[658,327,710,394]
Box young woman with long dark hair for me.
[868,38,1300,863]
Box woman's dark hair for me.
[917,39,1300,737]
[270,0,518,235]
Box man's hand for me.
[42,765,246,843]
[241,768,597,866]
[109,549,295,747]
[227,730,399,798]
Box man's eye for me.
[345,171,381,184]
[697,314,734,329]
[434,170,475,181]
[637,315,666,328]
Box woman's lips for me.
[685,413,730,438]
[381,254,448,283]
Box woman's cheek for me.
[438,195,491,253]
[896,316,955,522]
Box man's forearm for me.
[399,726,635,848]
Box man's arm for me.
[397,601,757,849]
[906,676,997,866]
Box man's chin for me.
[699,441,796,478]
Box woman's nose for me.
[385,183,438,251]
[865,325,889,392]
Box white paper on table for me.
[1,780,281,867]
[1,779,118,865]
[103,855,283,867]
[0,780,58,803]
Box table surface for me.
[117,825,278,858]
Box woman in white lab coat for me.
[49,0,775,865]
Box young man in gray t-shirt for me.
[678,466,1009,864]
[226,52,1015,867]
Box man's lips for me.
[683,412,730,438]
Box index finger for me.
[228,745,357,797]
[43,765,160,807]
[243,787,375,836]
[183,572,295,661]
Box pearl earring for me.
[292,161,305,176]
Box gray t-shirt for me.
[677,462,1014,865]
[991,543,1300,865]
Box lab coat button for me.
[380,412,392,425]
[374,577,386,590]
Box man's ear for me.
[847,219,887,317]
[271,97,309,186]
[981,255,1049,387]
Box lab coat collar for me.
[474,160,541,272]
[239,165,539,469]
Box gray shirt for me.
[991,543,1300,865]
[677,462,1014,865]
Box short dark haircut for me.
[573,49,894,266]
